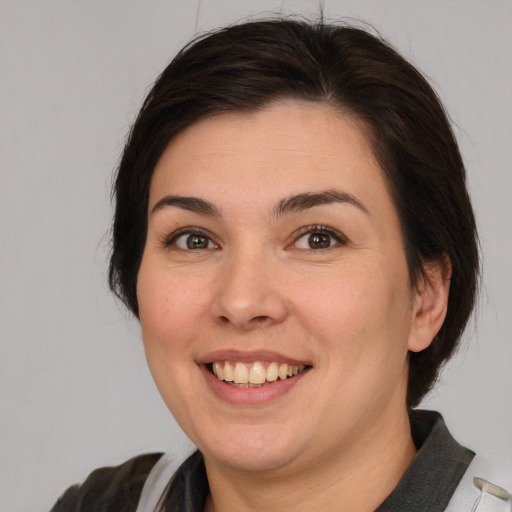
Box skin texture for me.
[137,101,450,512]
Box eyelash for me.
[290,225,348,250]
[161,225,348,251]
[162,227,218,250]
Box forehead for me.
[149,100,391,215]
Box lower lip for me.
[199,364,309,405]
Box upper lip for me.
[196,349,312,366]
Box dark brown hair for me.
[109,19,479,408]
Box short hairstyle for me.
[109,18,479,408]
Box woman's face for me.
[137,101,429,474]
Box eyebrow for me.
[150,195,221,217]
[150,189,367,219]
[274,190,368,217]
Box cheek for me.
[295,264,412,365]
[137,262,210,358]
[297,270,385,331]
[136,265,210,418]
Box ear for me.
[408,255,452,353]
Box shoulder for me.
[50,453,164,512]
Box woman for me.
[51,18,510,512]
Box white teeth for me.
[233,362,249,384]
[211,361,307,385]
[213,362,223,380]
[266,362,279,382]
[249,362,266,384]
[223,361,234,382]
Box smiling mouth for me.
[208,361,309,388]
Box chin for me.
[207,445,300,474]
[198,424,309,474]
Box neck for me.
[203,406,416,512]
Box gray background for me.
[1,1,511,510]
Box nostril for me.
[253,315,270,323]
[217,315,269,325]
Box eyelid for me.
[160,224,347,250]
[162,226,219,249]
[289,224,348,249]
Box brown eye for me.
[293,227,346,250]
[173,233,216,250]
[187,234,209,249]
[308,233,331,249]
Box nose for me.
[210,251,289,330]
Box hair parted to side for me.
[109,18,479,408]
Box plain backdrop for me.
[1,1,511,510]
